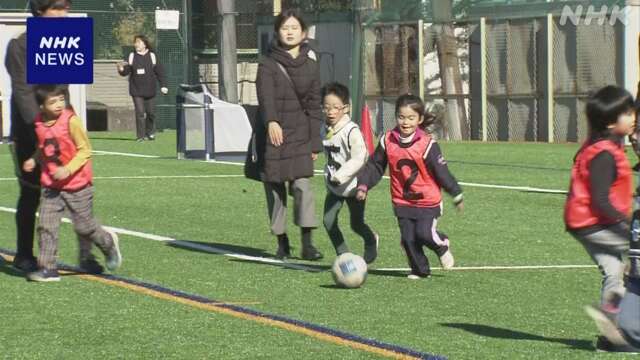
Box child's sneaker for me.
[407,272,431,280]
[439,250,455,270]
[105,229,122,271]
[78,257,104,274]
[585,305,631,349]
[363,233,379,264]
[26,268,61,282]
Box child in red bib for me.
[22,85,122,282]
[564,85,636,314]
[356,94,463,279]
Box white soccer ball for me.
[332,253,368,288]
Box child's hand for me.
[53,167,71,181]
[311,153,318,161]
[356,189,367,201]
[455,201,464,213]
[22,159,36,173]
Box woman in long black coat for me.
[256,9,323,260]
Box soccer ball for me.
[331,253,368,288]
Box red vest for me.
[564,139,632,229]
[386,129,442,208]
[34,109,92,191]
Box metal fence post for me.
[418,19,425,101]
[546,13,554,143]
[480,17,487,142]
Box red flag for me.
[360,104,375,156]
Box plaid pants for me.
[37,185,114,270]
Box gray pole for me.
[217,0,238,103]
[431,0,467,140]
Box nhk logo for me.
[36,36,85,66]
[559,4,629,26]
[27,17,93,84]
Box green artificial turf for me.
[1,131,637,359]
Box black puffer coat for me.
[255,41,323,183]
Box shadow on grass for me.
[167,240,427,279]
[0,259,25,278]
[167,240,274,258]
[89,137,136,141]
[440,323,594,351]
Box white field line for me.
[0,175,245,181]
[0,206,319,272]
[92,150,160,158]
[0,205,595,273]
[88,149,568,194]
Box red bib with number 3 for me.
[35,109,92,191]
[385,129,441,208]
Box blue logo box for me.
[27,17,93,84]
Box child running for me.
[321,82,379,263]
[565,85,636,313]
[22,85,122,281]
[356,94,463,279]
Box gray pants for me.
[37,186,114,270]
[572,226,629,306]
[618,279,640,348]
[264,178,317,235]
[323,191,376,255]
[132,96,156,139]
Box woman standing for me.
[256,10,323,260]
[117,35,168,142]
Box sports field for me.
[0,131,634,359]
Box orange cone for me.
[360,104,375,156]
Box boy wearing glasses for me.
[321,82,379,263]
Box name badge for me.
[136,68,146,75]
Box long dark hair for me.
[586,85,635,138]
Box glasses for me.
[322,105,348,113]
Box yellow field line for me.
[1,253,428,360]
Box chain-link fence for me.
[0,1,630,141]
[553,17,623,142]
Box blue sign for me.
[27,17,93,84]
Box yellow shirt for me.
[38,115,92,174]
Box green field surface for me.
[1,131,636,359]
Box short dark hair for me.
[29,0,71,17]
[134,34,153,52]
[586,85,635,136]
[321,82,350,105]
[34,84,67,106]
[273,9,308,33]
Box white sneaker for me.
[439,250,455,270]
[407,274,421,280]
[105,229,122,271]
[584,305,630,348]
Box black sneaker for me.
[301,246,323,261]
[145,134,155,141]
[26,268,61,282]
[78,257,104,274]
[363,233,379,264]
[13,256,38,273]
[275,234,291,259]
